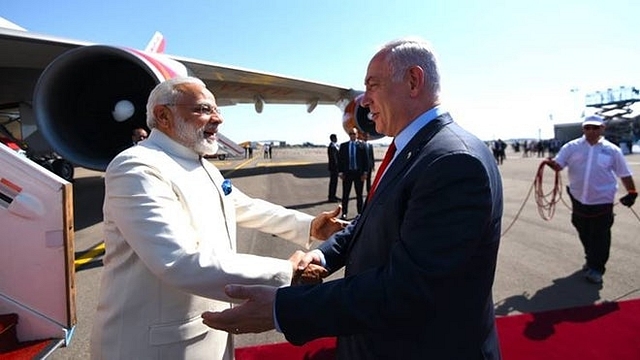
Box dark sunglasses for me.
[583,125,602,131]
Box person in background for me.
[90,76,344,360]
[543,114,636,284]
[358,131,375,195]
[337,128,368,219]
[327,133,340,202]
[131,127,148,145]
[492,139,506,165]
[243,143,250,158]
[202,37,503,360]
[263,143,271,159]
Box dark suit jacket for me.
[362,141,374,172]
[338,141,368,174]
[276,113,503,359]
[327,142,339,172]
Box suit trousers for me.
[329,170,339,199]
[341,171,364,216]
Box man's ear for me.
[407,65,425,96]
[153,105,172,131]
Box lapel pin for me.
[221,179,232,195]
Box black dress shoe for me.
[340,214,348,220]
[328,197,341,202]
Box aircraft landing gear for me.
[31,154,75,182]
[51,158,75,182]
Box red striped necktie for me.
[367,141,396,202]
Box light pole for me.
[570,88,583,119]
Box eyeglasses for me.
[165,103,222,116]
[583,125,602,131]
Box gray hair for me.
[145,76,206,129]
[381,37,441,96]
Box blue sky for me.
[4,0,640,145]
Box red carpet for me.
[236,337,336,360]
[0,340,57,360]
[497,298,640,359]
[0,313,62,359]
[236,298,640,360]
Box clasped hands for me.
[200,208,345,335]
[289,250,328,286]
[201,250,326,335]
[298,205,347,284]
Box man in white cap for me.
[543,114,637,284]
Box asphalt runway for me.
[49,146,640,359]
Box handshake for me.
[288,250,329,286]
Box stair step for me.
[0,313,19,353]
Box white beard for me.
[174,116,218,155]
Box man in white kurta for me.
[90,77,341,359]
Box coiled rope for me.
[501,160,640,237]
[533,161,563,221]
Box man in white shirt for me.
[544,115,637,284]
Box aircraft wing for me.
[0,24,369,172]
[178,56,356,109]
[0,26,356,111]
[0,27,89,106]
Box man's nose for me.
[360,93,371,107]
[210,113,223,124]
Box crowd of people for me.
[490,138,564,164]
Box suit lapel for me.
[200,158,235,250]
[350,113,453,242]
[371,114,451,204]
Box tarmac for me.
[50,145,640,358]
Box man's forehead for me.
[175,83,215,102]
[365,54,390,83]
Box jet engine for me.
[33,45,187,171]
[342,94,383,140]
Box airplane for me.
[0,16,381,179]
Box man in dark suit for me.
[338,129,369,219]
[358,131,375,194]
[327,133,340,202]
[202,37,503,360]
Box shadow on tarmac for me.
[222,163,328,180]
[73,175,105,231]
[494,270,616,340]
[495,270,603,316]
[71,162,329,233]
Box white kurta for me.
[90,130,313,360]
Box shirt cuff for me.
[311,249,327,267]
